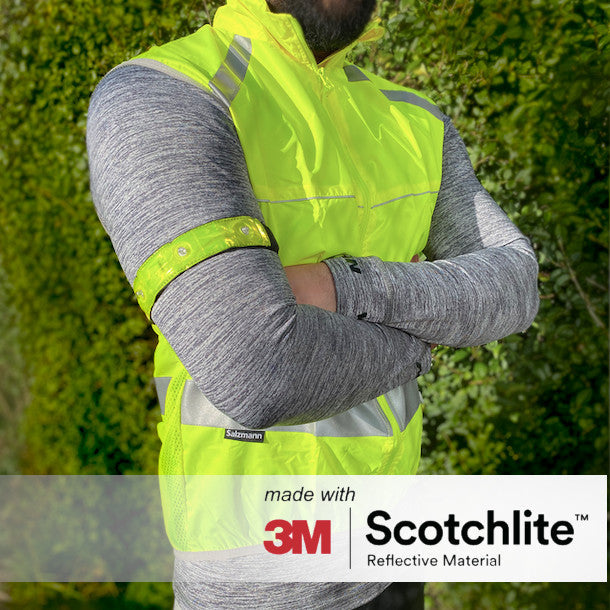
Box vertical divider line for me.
[349,507,352,569]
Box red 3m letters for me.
[264,519,331,554]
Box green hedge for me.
[364,0,609,477]
[0,0,607,607]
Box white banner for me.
[0,475,605,582]
[179,475,606,583]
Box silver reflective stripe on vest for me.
[209,35,252,108]
[342,64,442,120]
[383,380,421,431]
[275,398,392,437]
[380,89,444,121]
[154,376,172,416]
[257,194,356,204]
[181,380,236,428]
[179,379,420,437]
[371,190,440,209]
[343,64,370,82]
[119,58,208,91]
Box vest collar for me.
[213,0,384,71]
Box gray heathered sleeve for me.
[325,118,540,347]
[86,64,431,430]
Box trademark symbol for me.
[574,513,589,521]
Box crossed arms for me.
[87,64,539,428]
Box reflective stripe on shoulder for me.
[343,63,443,121]
[343,64,370,82]
[209,34,252,108]
[133,216,275,319]
[179,379,421,438]
[380,89,444,121]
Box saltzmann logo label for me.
[224,428,265,443]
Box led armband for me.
[133,216,278,319]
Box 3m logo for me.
[264,519,331,554]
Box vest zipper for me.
[320,74,372,250]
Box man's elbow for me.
[230,407,283,430]
[519,261,540,332]
[455,255,540,347]
[182,363,294,430]
[193,317,303,430]
[214,382,301,430]
[495,255,540,337]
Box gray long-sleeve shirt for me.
[86,63,539,609]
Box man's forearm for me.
[284,263,337,312]
[325,245,538,346]
[324,120,540,347]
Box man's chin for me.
[275,0,377,56]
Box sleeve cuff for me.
[323,255,391,323]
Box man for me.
[86,0,539,607]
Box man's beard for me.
[269,0,377,55]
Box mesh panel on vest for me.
[158,370,189,549]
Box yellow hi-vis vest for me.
[128,0,444,553]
